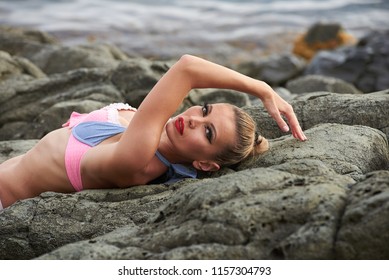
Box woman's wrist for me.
[253,80,274,101]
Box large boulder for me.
[1,123,388,260]
[35,167,350,260]
[246,90,389,140]
[237,123,389,181]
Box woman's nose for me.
[188,116,202,129]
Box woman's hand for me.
[260,85,307,141]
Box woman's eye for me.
[202,103,209,117]
[205,126,213,143]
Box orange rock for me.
[293,23,356,60]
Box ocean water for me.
[1,0,388,62]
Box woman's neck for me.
[158,131,190,165]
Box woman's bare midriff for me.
[0,127,75,208]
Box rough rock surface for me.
[236,53,306,87]
[244,90,389,141]
[304,30,389,93]
[0,25,389,260]
[335,170,389,259]
[286,75,362,95]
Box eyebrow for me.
[208,105,217,143]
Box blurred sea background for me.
[1,0,388,64]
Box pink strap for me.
[62,112,88,128]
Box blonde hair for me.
[215,104,269,167]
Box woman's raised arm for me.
[111,55,306,174]
[169,55,306,141]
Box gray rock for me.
[336,171,389,259]
[0,68,123,140]
[0,184,174,259]
[237,53,306,86]
[238,123,389,181]
[303,22,342,44]
[111,59,170,107]
[0,25,129,75]
[181,89,252,115]
[0,139,38,163]
[305,30,389,93]
[245,90,389,140]
[292,91,389,140]
[29,44,129,75]
[0,50,46,82]
[286,75,362,94]
[1,123,388,260]
[35,166,350,260]
[274,87,294,101]
[0,25,58,46]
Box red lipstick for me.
[175,117,184,135]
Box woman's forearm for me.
[181,54,272,100]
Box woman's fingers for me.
[284,111,307,141]
[265,95,307,141]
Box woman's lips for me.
[175,117,184,135]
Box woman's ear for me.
[192,160,220,172]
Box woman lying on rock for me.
[0,55,306,210]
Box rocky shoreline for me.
[0,25,388,259]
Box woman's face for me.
[164,103,237,167]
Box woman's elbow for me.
[174,54,203,86]
[178,54,197,64]
[176,54,201,72]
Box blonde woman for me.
[0,55,306,210]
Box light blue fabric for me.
[72,121,197,183]
[73,121,125,147]
[155,151,197,184]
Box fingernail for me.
[282,125,289,132]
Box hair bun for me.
[253,133,269,155]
